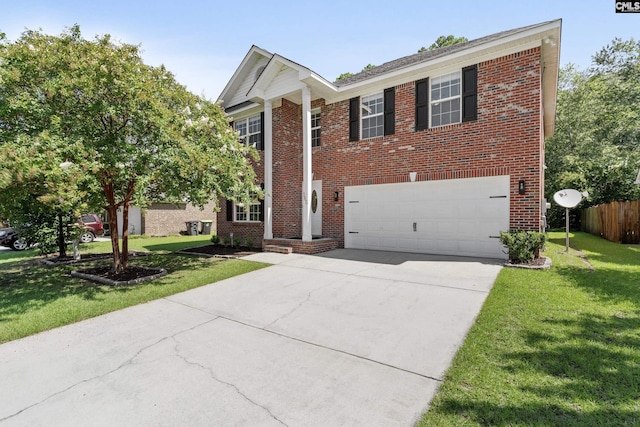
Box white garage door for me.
[344,176,510,259]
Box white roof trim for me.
[335,20,561,94]
[217,45,273,105]
[221,20,561,134]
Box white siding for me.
[226,57,270,108]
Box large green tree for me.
[545,38,640,227]
[0,26,258,272]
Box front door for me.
[311,180,322,236]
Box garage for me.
[344,175,510,259]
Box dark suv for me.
[0,227,28,251]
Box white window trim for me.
[233,200,261,223]
[235,114,261,147]
[311,108,321,147]
[430,71,462,128]
[360,92,384,140]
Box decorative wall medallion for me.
[311,190,318,213]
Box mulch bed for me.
[504,256,552,270]
[42,251,150,265]
[178,244,261,258]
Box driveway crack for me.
[171,337,288,426]
[264,281,337,329]
[0,318,218,423]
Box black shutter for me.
[258,112,265,150]
[226,200,233,222]
[259,183,265,222]
[415,78,429,131]
[462,65,478,122]
[383,87,395,135]
[349,97,359,141]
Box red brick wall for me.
[217,139,266,248]
[220,47,544,248]
[143,201,217,236]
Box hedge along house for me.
[217,19,561,259]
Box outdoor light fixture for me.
[518,180,526,195]
[334,191,339,201]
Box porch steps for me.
[264,245,293,255]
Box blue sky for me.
[2,1,637,100]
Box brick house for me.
[216,20,561,259]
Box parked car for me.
[0,214,104,250]
[0,227,29,251]
[77,214,104,243]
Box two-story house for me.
[217,19,561,259]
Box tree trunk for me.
[103,178,123,274]
[120,179,136,270]
[57,212,67,257]
[121,201,129,269]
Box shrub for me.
[499,230,546,263]
[244,236,253,248]
[232,237,242,248]
[222,237,230,246]
[210,234,220,244]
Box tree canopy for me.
[0,26,259,271]
[545,38,640,226]
[336,35,468,81]
[418,35,468,52]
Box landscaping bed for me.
[178,244,262,258]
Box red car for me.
[78,214,105,243]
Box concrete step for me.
[264,245,293,254]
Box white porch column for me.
[263,99,273,240]
[301,85,313,242]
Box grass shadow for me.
[0,253,229,321]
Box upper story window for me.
[431,71,461,127]
[311,108,321,147]
[415,65,476,131]
[235,114,262,149]
[361,93,384,139]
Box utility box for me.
[185,220,200,236]
[200,220,213,235]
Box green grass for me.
[0,235,268,344]
[419,232,640,426]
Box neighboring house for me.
[216,20,561,259]
[106,202,217,237]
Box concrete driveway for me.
[0,249,502,426]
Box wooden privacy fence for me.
[581,201,640,244]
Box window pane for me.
[235,121,247,136]
[249,115,261,133]
[431,71,462,127]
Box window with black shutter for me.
[384,87,395,135]
[415,78,429,131]
[349,97,359,141]
[462,65,478,122]
[258,112,264,150]
[259,183,265,222]
[226,199,233,222]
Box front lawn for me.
[419,232,640,426]
[0,235,269,344]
